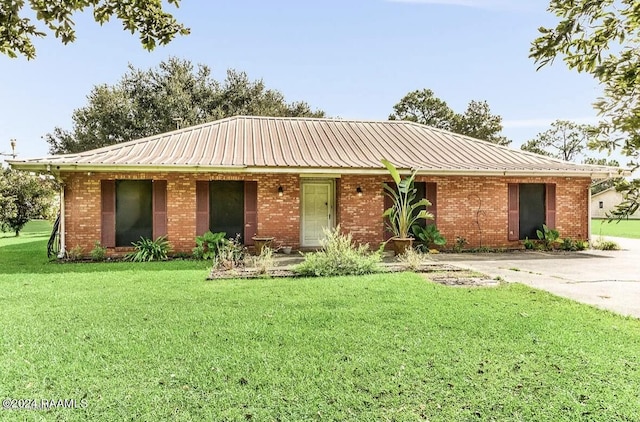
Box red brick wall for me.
[60,171,590,255]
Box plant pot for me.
[281,246,292,254]
[392,237,414,256]
[252,236,274,255]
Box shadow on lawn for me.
[0,240,208,275]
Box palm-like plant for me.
[382,159,434,239]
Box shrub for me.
[66,245,84,261]
[397,247,430,271]
[247,245,275,275]
[412,224,446,251]
[213,234,246,270]
[453,236,468,253]
[90,241,107,261]
[536,224,561,250]
[192,231,227,260]
[126,236,172,262]
[294,226,382,277]
[593,238,620,251]
[523,237,536,250]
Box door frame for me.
[300,179,336,247]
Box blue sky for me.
[0,0,604,164]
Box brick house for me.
[9,116,625,256]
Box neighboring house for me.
[591,187,639,219]
[9,116,627,256]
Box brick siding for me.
[60,172,591,255]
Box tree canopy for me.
[46,57,325,154]
[389,89,510,146]
[0,0,189,59]
[0,168,56,236]
[520,120,593,162]
[530,0,639,216]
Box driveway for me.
[433,237,640,318]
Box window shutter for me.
[508,183,519,241]
[383,182,394,240]
[546,183,556,229]
[153,180,168,239]
[196,181,209,236]
[426,182,437,224]
[101,180,116,248]
[244,181,258,245]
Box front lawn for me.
[1,222,639,420]
[592,218,640,238]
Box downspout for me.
[57,184,66,258]
[587,183,592,244]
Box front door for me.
[301,180,334,247]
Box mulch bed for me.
[207,263,498,287]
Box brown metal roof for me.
[9,116,627,178]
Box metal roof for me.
[9,116,627,178]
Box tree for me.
[46,57,325,154]
[0,169,56,236]
[521,120,594,161]
[389,89,510,145]
[0,0,189,60]
[530,0,639,217]
[389,89,455,130]
[585,158,622,194]
[452,100,510,146]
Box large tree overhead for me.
[520,120,593,161]
[45,57,325,154]
[389,89,510,145]
[530,0,639,216]
[0,0,189,59]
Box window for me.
[508,183,556,241]
[196,181,257,245]
[101,180,167,247]
[115,180,152,246]
[599,201,604,209]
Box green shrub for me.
[593,238,620,251]
[453,236,468,253]
[90,241,107,261]
[536,224,561,250]
[412,224,446,250]
[126,236,172,262]
[66,245,84,261]
[523,237,536,250]
[192,231,227,260]
[294,226,382,277]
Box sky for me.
[0,0,610,165]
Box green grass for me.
[592,218,640,238]
[1,222,639,420]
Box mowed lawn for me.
[1,223,639,421]
[592,218,640,239]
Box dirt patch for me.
[425,271,500,287]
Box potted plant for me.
[251,235,275,255]
[381,159,434,255]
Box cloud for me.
[385,0,535,11]
[502,117,600,129]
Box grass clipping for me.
[294,226,382,277]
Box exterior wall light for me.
[278,186,284,197]
[356,186,363,197]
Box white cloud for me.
[385,0,535,11]
[502,117,600,129]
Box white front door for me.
[301,180,334,247]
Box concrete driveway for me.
[433,237,640,318]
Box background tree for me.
[0,0,189,59]
[46,57,325,154]
[452,100,510,146]
[530,0,639,217]
[585,158,622,194]
[389,89,455,130]
[389,89,510,145]
[520,120,593,161]
[0,169,55,236]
